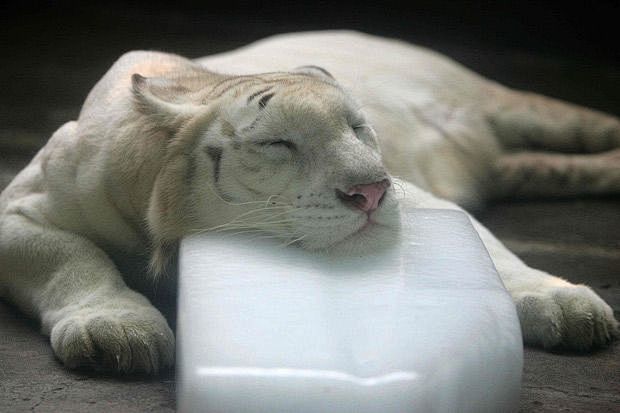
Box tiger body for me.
[198,31,620,207]
[0,31,618,373]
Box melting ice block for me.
[177,209,523,413]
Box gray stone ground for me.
[1,26,619,412]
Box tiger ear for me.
[293,65,336,83]
[131,73,201,127]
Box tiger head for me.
[132,65,401,269]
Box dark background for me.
[1,0,619,154]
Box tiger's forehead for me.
[244,101,358,145]
[251,85,357,135]
[252,74,358,116]
[210,71,345,101]
[205,72,362,142]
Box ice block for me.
[177,209,523,412]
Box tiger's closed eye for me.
[259,140,296,150]
[353,124,373,132]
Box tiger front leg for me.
[49,291,174,374]
[473,219,619,351]
[512,277,618,350]
[0,214,174,374]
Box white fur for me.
[1,32,618,374]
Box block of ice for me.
[177,209,523,413]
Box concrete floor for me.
[1,7,619,411]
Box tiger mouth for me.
[337,218,384,243]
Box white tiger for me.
[0,31,617,374]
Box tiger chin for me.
[1,34,618,374]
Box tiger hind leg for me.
[493,148,620,199]
[488,89,620,154]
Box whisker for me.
[221,197,291,207]
[245,233,298,243]
[206,181,293,207]
[211,220,292,231]
[217,229,301,245]
[206,215,294,232]
[279,234,307,248]
[241,209,294,222]
[240,219,296,227]
[193,207,295,234]
[211,222,293,233]
[389,177,408,199]
[227,205,293,219]
[199,212,296,233]
[219,228,276,237]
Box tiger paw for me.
[50,305,175,374]
[515,284,619,352]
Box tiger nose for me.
[336,179,391,213]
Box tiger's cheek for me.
[242,163,297,196]
[223,149,297,198]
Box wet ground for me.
[1,3,619,412]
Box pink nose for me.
[337,179,390,213]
